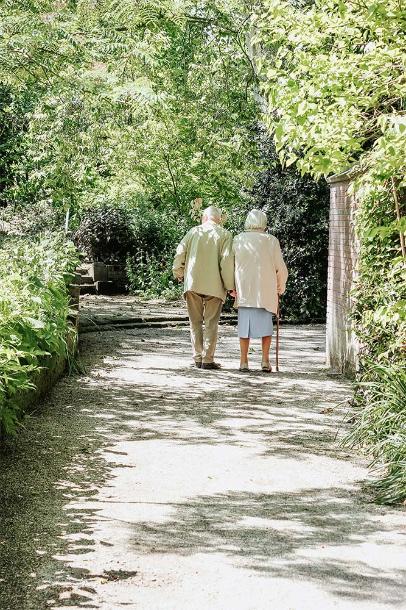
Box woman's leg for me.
[239,338,250,367]
[261,335,272,364]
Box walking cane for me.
[275,298,280,372]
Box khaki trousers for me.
[185,291,223,364]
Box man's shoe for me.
[195,361,202,368]
[201,362,221,370]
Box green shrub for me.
[126,250,182,300]
[0,201,64,236]
[0,233,79,436]
[351,183,405,365]
[345,362,406,504]
[73,203,136,263]
[346,177,406,504]
[125,206,189,298]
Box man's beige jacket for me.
[173,221,235,302]
[233,231,288,314]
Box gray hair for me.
[202,206,222,222]
[244,209,267,231]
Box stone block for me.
[89,262,108,282]
[80,284,98,295]
[106,264,126,282]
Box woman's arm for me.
[273,238,288,295]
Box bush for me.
[73,203,136,263]
[73,200,189,297]
[346,176,406,504]
[126,250,182,299]
[74,199,189,272]
[345,362,406,504]
[0,234,79,436]
[125,206,189,298]
[351,183,405,364]
[0,200,64,236]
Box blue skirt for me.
[238,307,273,338]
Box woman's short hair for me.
[244,209,267,230]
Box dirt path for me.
[0,321,405,610]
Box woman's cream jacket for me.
[233,231,288,314]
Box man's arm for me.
[274,238,288,295]
[172,231,190,280]
[219,231,235,290]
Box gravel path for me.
[0,322,405,610]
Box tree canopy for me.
[0,1,260,218]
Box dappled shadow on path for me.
[1,324,405,609]
[123,487,405,605]
[74,324,352,462]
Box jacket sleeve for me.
[172,231,190,280]
[219,231,235,290]
[274,238,288,295]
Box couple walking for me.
[172,206,288,372]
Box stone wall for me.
[326,171,359,375]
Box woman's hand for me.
[229,289,237,298]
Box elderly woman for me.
[233,209,288,372]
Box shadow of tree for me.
[124,487,405,605]
[1,324,404,609]
[73,324,352,461]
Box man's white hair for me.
[202,206,222,222]
[244,209,267,230]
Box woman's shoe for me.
[239,362,249,372]
[261,361,272,372]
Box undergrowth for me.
[0,233,79,436]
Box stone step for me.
[95,280,127,295]
[76,265,92,276]
[80,275,94,285]
[80,284,98,295]
[78,317,238,334]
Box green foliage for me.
[0,0,259,219]
[254,0,406,502]
[0,234,79,436]
[254,0,406,179]
[345,362,406,505]
[351,183,406,364]
[0,200,64,235]
[0,85,27,207]
[126,250,182,300]
[73,203,137,263]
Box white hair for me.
[202,206,222,222]
[244,209,267,231]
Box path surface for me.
[0,316,405,610]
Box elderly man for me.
[173,205,234,369]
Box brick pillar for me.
[326,171,359,375]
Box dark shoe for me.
[201,362,221,370]
[239,363,249,372]
[195,361,202,368]
[261,361,272,373]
